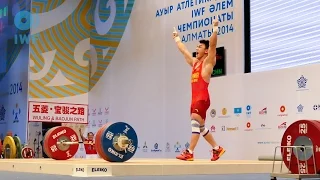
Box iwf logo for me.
[14,10,40,44]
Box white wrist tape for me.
[174,36,181,42]
[213,26,218,33]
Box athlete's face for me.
[87,132,94,140]
[195,43,208,59]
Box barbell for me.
[43,122,138,162]
[8,119,320,173]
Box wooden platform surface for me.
[0,158,288,177]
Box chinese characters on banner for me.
[28,101,88,123]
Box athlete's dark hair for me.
[199,39,209,49]
[87,132,94,136]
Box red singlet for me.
[84,139,97,154]
[191,61,210,103]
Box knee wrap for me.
[200,125,209,136]
[191,120,200,134]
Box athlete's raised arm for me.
[173,27,196,67]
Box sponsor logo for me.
[297,75,308,91]
[92,109,97,116]
[151,143,162,152]
[221,126,226,131]
[246,105,252,118]
[256,124,271,130]
[218,108,230,118]
[174,142,181,152]
[245,122,253,131]
[210,109,216,118]
[92,168,107,172]
[233,107,242,116]
[226,127,238,131]
[278,105,288,117]
[142,141,148,152]
[221,126,238,131]
[210,125,215,132]
[105,107,109,115]
[165,142,170,152]
[259,107,267,115]
[0,105,6,124]
[222,108,227,115]
[13,103,20,123]
[278,122,287,129]
[313,104,320,111]
[98,108,102,115]
[91,120,96,127]
[185,142,190,149]
[98,120,103,127]
[297,104,304,113]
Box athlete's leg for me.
[188,113,204,153]
[176,103,203,161]
[176,100,225,161]
[198,101,225,161]
[199,124,218,148]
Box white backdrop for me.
[91,0,320,160]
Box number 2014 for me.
[9,82,22,95]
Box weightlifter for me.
[173,20,225,161]
[79,129,98,159]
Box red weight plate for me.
[43,128,53,158]
[43,127,58,158]
[95,123,112,161]
[281,120,320,174]
[45,127,58,158]
[46,126,79,160]
[21,147,35,158]
[313,120,320,126]
[95,124,110,161]
[94,125,106,159]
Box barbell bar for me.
[56,139,131,146]
[56,141,95,145]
